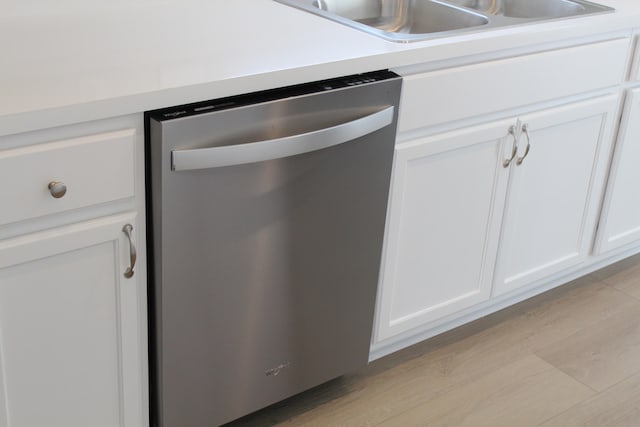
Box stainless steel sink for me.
[449,0,587,18]
[275,0,613,42]
[276,0,488,41]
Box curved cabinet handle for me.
[122,224,137,278]
[503,125,518,168]
[516,124,531,165]
[171,106,394,171]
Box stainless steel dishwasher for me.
[146,70,402,427]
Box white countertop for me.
[1,0,638,137]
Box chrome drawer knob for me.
[48,181,67,198]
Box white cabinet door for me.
[0,213,146,427]
[596,88,640,253]
[374,119,512,343]
[493,95,619,296]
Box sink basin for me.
[276,0,489,42]
[275,0,613,42]
[449,0,587,18]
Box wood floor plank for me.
[229,317,534,426]
[483,275,638,353]
[539,371,640,427]
[535,303,640,392]
[227,263,640,426]
[376,355,594,427]
[229,277,628,426]
[591,253,640,300]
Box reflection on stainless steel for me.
[450,0,586,17]
[275,0,613,42]
[452,0,503,14]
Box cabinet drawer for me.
[0,129,135,226]
[398,38,629,133]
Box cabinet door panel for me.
[596,88,640,253]
[493,96,618,296]
[375,120,511,342]
[0,213,144,427]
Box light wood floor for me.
[226,253,640,427]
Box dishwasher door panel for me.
[147,72,401,427]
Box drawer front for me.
[0,129,135,226]
[398,38,629,133]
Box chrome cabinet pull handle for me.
[48,181,67,198]
[516,124,531,165]
[122,224,137,278]
[503,125,518,168]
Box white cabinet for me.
[493,96,619,295]
[375,93,620,346]
[373,35,629,353]
[375,119,512,341]
[0,117,148,427]
[0,214,146,427]
[596,88,640,253]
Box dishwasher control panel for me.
[147,70,400,122]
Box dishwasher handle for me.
[171,106,394,171]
